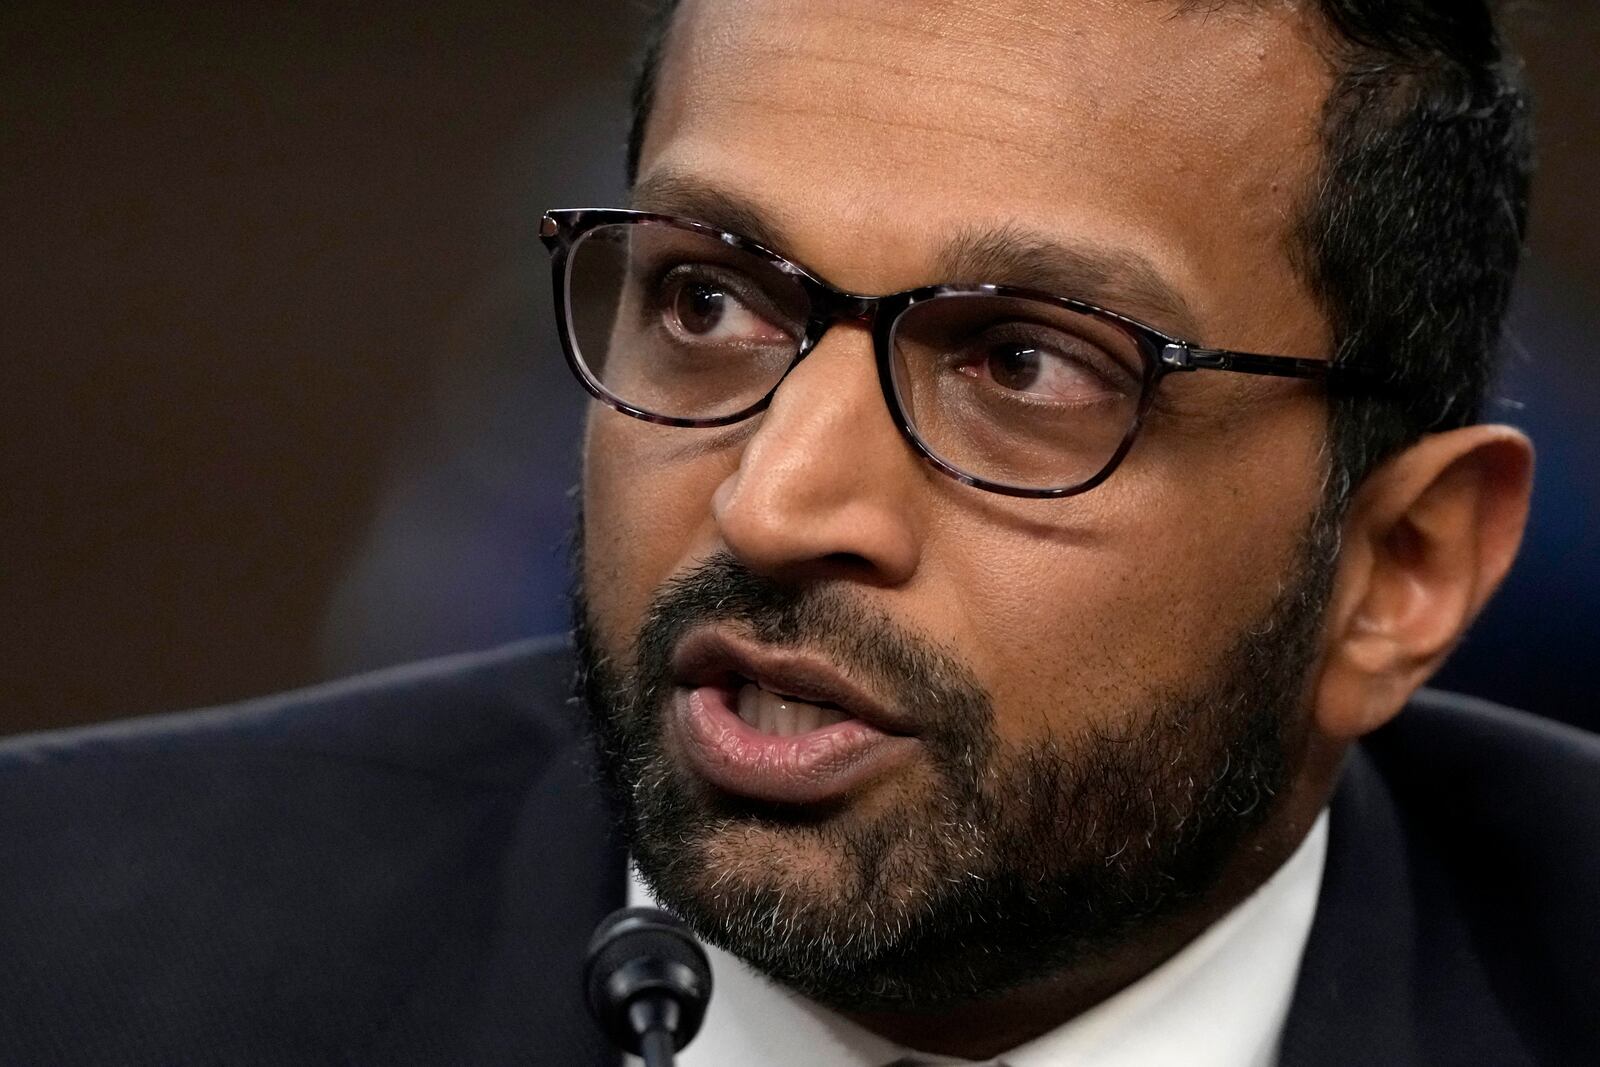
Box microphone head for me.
[584,906,713,1054]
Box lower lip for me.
[672,685,917,805]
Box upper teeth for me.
[736,683,852,737]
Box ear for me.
[1314,425,1534,740]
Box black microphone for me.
[585,907,713,1067]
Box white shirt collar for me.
[628,810,1328,1067]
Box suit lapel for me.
[348,735,628,1066]
[1279,749,1424,1066]
[1279,744,1539,1067]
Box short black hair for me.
[623,0,1533,502]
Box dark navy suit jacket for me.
[2,637,1596,1065]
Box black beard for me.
[574,518,1337,1011]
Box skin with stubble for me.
[576,0,1534,1058]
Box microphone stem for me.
[640,1027,676,1067]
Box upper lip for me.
[670,627,915,736]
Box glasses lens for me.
[888,293,1149,493]
[565,220,809,421]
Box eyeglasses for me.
[540,208,1348,498]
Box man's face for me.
[579,0,1339,1006]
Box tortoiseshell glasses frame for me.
[540,208,1357,499]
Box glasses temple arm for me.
[1160,343,1360,383]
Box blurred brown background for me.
[2,1,1596,736]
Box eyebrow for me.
[630,170,1203,339]
[936,226,1202,340]
[630,171,794,256]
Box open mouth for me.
[730,680,855,736]
[669,627,915,738]
[666,629,919,805]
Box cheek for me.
[938,542,1183,746]
[936,414,1327,745]
[581,409,733,655]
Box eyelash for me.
[643,261,789,327]
[974,321,1140,389]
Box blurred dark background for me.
[2,1,1596,737]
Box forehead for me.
[639,0,1335,348]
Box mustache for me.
[623,551,994,754]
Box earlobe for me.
[1314,425,1534,740]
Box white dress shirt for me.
[627,811,1328,1067]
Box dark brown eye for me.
[652,268,796,349]
[988,344,1044,391]
[950,333,1129,406]
[672,282,727,335]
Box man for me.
[2,1,1596,1064]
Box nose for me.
[711,326,926,586]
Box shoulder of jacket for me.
[0,635,579,783]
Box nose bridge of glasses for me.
[791,282,881,359]
[808,282,878,327]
